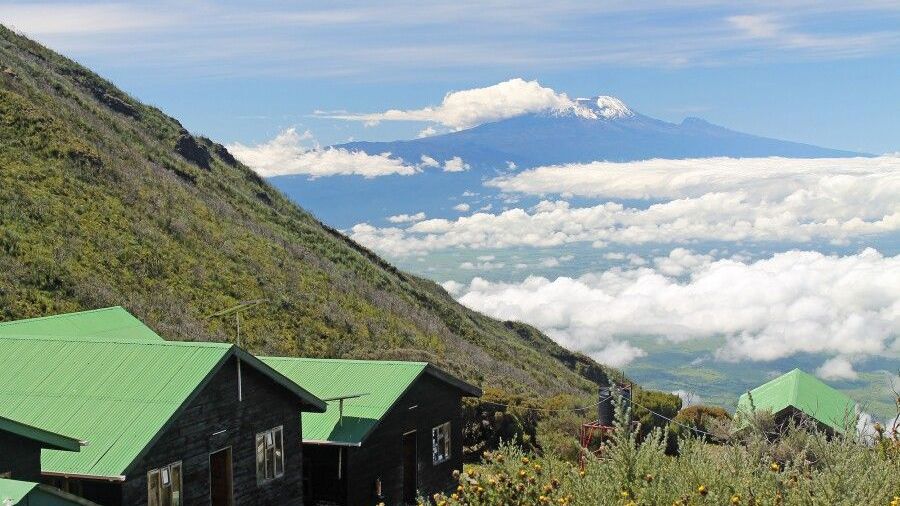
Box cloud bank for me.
[351,157,900,255]
[445,249,899,369]
[316,78,595,130]
[227,128,422,178]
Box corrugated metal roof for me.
[0,307,163,342]
[260,358,427,445]
[0,334,232,478]
[0,478,37,503]
[0,478,100,505]
[737,368,857,432]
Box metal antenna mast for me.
[206,299,266,402]
[206,299,266,348]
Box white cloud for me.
[352,157,900,255]
[452,203,470,212]
[816,356,859,380]
[417,126,438,138]
[443,156,470,172]
[1,4,175,35]
[728,14,891,57]
[419,155,440,168]
[539,257,560,268]
[445,249,900,366]
[387,212,426,223]
[461,260,506,270]
[227,128,420,178]
[672,389,703,408]
[489,156,900,203]
[506,161,518,170]
[317,78,594,130]
[441,280,465,296]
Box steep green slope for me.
[0,26,611,398]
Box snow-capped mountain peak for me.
[568,95,634,120]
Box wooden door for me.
[402,431,417,505]
[209,447,234,506]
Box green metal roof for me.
[0,415,83,452]
[260,357,480,445]
[0,334,325,479]
[0,478,100,505]
[737,368,857,432]
[0,478,36,504]
[0,307,162,342]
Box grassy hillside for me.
[0,26,617,401]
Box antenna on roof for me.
[206,299,266,348]
[206,299,266,403]
[321,393,370,426]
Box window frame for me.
[147,461,182,506]
[255,425,285,485]
[431,421,452,465]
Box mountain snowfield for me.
[229,79,899,419]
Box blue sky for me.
[2,0,898,153]
[2,1,897,416]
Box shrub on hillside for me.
[429,399,900,506]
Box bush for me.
[428,399,900,506]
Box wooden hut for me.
[261,358,482,506]
[0,309,326,506]
[737,368,857,434]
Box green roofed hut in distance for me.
[737,368,858,434]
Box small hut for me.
[737,368,857,434]
[261,358,482,506]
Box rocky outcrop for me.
[175,132,212,170]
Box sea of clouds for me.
[443,248,899,372]
[350,156,900,256]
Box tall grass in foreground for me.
[428,399,900,505]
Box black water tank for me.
[598,384,632,426]
[598,386,614,426]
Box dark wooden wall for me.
[0,431,43,481]
[112,355,305,506]
[342,374,464,506]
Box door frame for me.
[402,429,418,505]
[208,446,234,506]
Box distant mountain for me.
[272,96,867,227]
[342,96,865,167]
[0,25,614,400]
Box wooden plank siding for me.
[339,374,465,506]
[51,356,306,506]
[0,432,43,482]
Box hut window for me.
[432,422,451,464]
[256,426,285,484]
[147,461,182,506]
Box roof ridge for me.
[0,334,231,348]
[261,356,428,366]
[0,306,124,327]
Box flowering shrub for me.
[428,400,900,506]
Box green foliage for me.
[633,389,683,438]
[0,25,643,431]
[430,399,900,506]
[671,405,732,444]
